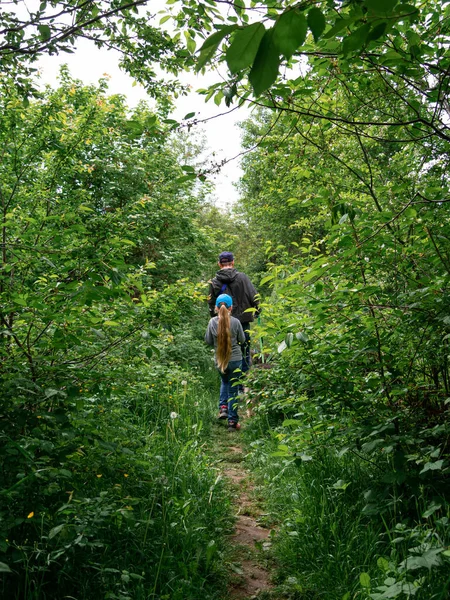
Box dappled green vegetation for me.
[231,1,450,594]
[2,1,450,599]
[0,70,232,599]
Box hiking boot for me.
[218,405,228,419]
[228,421,241,431]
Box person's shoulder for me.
[236,270,253,283]
[209,274,223,287]
[206,317,218,331]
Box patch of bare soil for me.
[217,425,274,599]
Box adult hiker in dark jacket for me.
[208,251,259,374]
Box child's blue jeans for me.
[219,360,242,423]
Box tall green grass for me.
[244,416,450,600]
[246,431,381,599]
[1,364,231,600]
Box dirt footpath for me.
[215,428,275,600]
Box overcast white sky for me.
[37,35,250,208]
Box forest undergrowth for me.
[240,361,450,600]
[2,309,450,600]
[1,356,237,599]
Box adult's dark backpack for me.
[214,281,234,305]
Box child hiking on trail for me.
[205,293,245,431]
[208,251,259,377]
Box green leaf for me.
[205,539,217,569]
[307,7,326,42]
[401,548,442,571]
[233,0,245,16]
[285,332,294,347]
[278,340,287,353]
[295,331,309,343]
[226,23,266,74]
[360,572,371,588]
[420,459,444,474]
[249,30,280,97]
[183,112,196,119]
[199,25,237,52]
[184,31,197,54]
[325,18,353,39]
[186,37,196,53]
[342,24,371,55]
[332,479,351,490]
[197,25,237,70]
[12,294,28,306]
[148,345,161,358]
[297,453,312,462]
[49,524,65,539]
[38,24,51,41]
[175,174,196,184]
[377,557,390,571]
[422,502,441,518]
[0,562,12,573]
[396,3,419,17]
[260,274,275,285]
[409,43,422,58]
[229,563,244,575]
[273,9,307,59]
[380,50,405,65]
[366,22,387,44]
[365,0,398,15]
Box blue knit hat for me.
[215,293,232,308]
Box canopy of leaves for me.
[0,66,215,396]
[0,0,192,100]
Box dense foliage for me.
[2,0,450,598]
[227,1,450,595]
[0,69,229,599]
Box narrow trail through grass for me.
[207,413,280,600]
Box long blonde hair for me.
[216,303,232,373]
